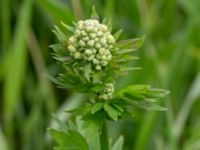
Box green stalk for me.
[100,121,109,150]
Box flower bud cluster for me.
[67,19,115,70]
[99,83,115,100]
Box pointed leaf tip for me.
[91,6,99,20]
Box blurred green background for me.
[0,0,200,150]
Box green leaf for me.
[61,21,75,32]
[3,0,33,125]
[114,85,169,111]
[102,18,112,31]
[45,74,75,89]
[84,63,92,82]
[134,101,168,111]
[52,114,68,131]
[113,29,123,41]
[91,6,99,20]
[147,88,170,98]
[112,103,124,113]
[117,35,145,51]
[91,103,104,114]
[53,25,67,43]
[120,66,141,73]
[114,85,169,100]
[49,44,64,53]
[111,135,124,150]
[103,103,120,121]
[65,104,92,116]
[48,129,89,150]
[37,0,74,24]
[78,115,103,150]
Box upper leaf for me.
[113,84,169,111]
[48,129,89,150]
[91,6,99,20]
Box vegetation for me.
[0,0,200,150]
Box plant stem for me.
[100,121,109,150]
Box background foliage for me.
[0,0,200,150]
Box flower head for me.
[67,19,115,70]
[99,83,115,100]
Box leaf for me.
[92,72,103,83]
[3,0,33,125]
[103,103,120,121]
[49,43,62,51]
[113,29,123,41]
[111,135,124,150]
[51,114,68,131]
[134,101,168,111]
[78,115,103,150]
[65,104,92,116]
[117,35,145,51]
[115,48,138,54]
[91,6,99,20]
[53,25,67,43]
[91,103,104,114]
[61,21,75,32]
[114,85,169,111]
[147,88,170,98]
[84,63,92,82]
[48,129,89,150]
[114,85,169,100]
[114,55,139,63]
[37,0,74,24]
[0,126,8,150]
[112,103,124,113]
[120,66,141,73]
[45,74,75,89]
[102,18,112,31]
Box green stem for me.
[100,121,109,150]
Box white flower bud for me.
[81,30,87,36]
[99,48,106,55]
[94,27,98,32]
[90,33,96,38]
[87,55,95,61]
[68,45,76,52]
[100,24,108,32]
[92,48,97,54]
[92,20,99,25]
[84,49,93,56]
[83,36,90,41]
[78,23,84,30]
[104,49,110,55]
[96,54,101,59]
[88,40,95,47]
[100,61,108,66]
[95,43,101,49]
[95,65,102,70]
[74,52,81,59]
[79,40,85,46]
[107,34,115,44]
[94,38,99,42]
[86,26,93,32]
[101,94,108,100]
[106,83,113,88]
[92,59,99,65]
[97,31,103,37]
[100,38,107,45]
[107,54,112,60]
[75,30,81,36]
[69,36,76,44]
[101,55,107,60]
